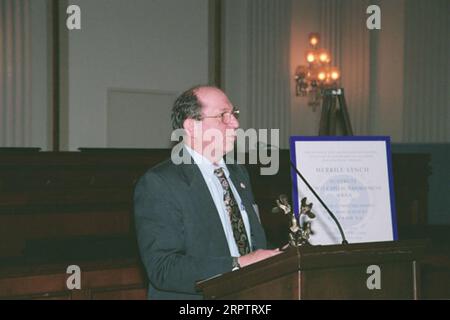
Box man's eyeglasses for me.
[199,108,240,124]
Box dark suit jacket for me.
[133,155,267,300]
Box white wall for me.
[222,0,249,129]
[402,0,450,142]
[222,0,292,149]
[66,0,209,150]
[289,0,322,136]
[290,0,407,141]
[372,0,405,141]
[1,0,43,148]
[30,0,49,150]
[25,0,450,150]
[107,89,177,148]
[224,0,449,144]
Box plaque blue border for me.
[289,136,398,241]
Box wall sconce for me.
[295,33,341,110]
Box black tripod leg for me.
[337,89,354,136]
[319,93,330,135]
[329,95,337,135]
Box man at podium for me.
[134,86,280,299]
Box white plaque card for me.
[289,136,398,245]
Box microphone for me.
[290,161,348,245]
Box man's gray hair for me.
[171,86,204,130]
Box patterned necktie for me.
[214,167,251,256]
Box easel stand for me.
[319,88,353,136]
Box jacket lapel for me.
[178,159,231,255]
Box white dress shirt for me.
[185,145,252,257]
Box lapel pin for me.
[240,182,246,189]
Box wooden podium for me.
[198,240,427,300]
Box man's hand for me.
[238,249,282,268]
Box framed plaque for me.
[289,136,398,245]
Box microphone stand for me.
[290,161,348,245]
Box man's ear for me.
[183,118,195,137]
